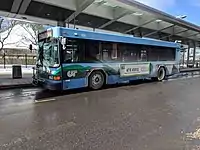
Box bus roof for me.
[51,27,180,48]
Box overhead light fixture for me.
[133,12,143,16]
[95,0,103,2]
[155,19,162,22]
[46,13,50,16]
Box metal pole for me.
[73,13,76,29]
[187,44,190,67]
[3,52,5,69]
[193,42,196,67]
[139,27,142,37]
[182,49,185,66]
[25,54,27,68]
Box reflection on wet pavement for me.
[0,77,200,149]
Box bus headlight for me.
[49,75,54,80]
[49,75,61,80]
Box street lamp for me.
[176,15,187,19]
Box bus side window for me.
[101,42,112,61]
[85,40,100,62]
[111,43,118,60]
[119,43,140,62]
[147,46,176,61]
[140,49,147,61]
[101,42,120,61]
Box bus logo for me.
[67,70,78,78]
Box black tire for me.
[89,71,105,90]
[157,67,166,81]
[151,77,158,81]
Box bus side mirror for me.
[61,37,67,50]
[175,40,182,43]
[61,37,67,45]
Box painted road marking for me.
[34,98,56,103]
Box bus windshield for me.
[37,40,59,67]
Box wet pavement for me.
[1,77,200,149]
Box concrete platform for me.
[1,77,200,149]
[0,74,32,90]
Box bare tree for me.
[20,23,44,49]
[0,17,17,51]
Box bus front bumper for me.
[33,78,62,91]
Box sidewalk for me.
[0,65,34,90]
[0,74,33,90]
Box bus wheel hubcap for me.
[92,74,101,85]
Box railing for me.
[0,53,36,68]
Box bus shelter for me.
[1,0,200,67]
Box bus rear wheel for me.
[157,67,166,81]
[89,71,105,90]
[151,67,166,81]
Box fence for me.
[0,53,37,68]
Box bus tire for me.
[157,67,166,81]
[89,71,105,90]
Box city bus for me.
[32,27,181,91]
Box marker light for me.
[53,76,61,80]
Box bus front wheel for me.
[89,71,105,90]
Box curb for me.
[180,68,200,73]
[0,84,34,90]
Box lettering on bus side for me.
[126,68,139,73]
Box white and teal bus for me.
[33,27,181,90]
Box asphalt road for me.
[1,77,200,150]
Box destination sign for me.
[120,63,150,77]
[38,30,53,41]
